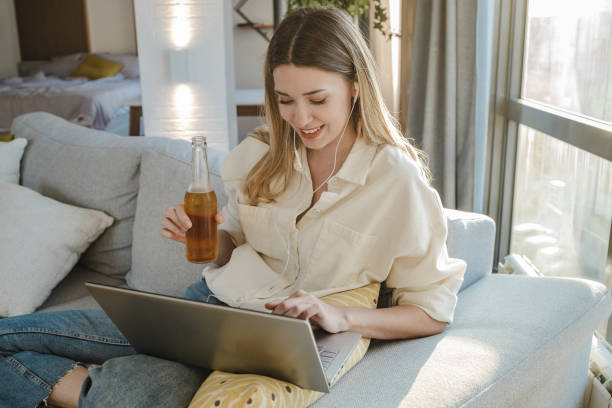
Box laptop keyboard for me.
[317,345,339,369]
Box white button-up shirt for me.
[203,135,466,323]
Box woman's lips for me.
[300,125,324,139]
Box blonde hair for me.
[245,7,430,205]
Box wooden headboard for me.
[14,0,90,61]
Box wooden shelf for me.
[236,23,273,29]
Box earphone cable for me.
[312,95,358,193]
[278,91,359,282]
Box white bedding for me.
[0,72,141,130]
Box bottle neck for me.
[189,142,211,193]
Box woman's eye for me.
[279,100,293,105]
[311,98,327,105]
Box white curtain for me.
[369,0,417,127]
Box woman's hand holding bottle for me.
[160,204,225,243]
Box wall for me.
[0,0,20,77]
[86,0,137,54]
[135,0,237,150]
[2,0,265,143]
[232,0,270,89]
[232,0,271,141]
[0,0,136,79]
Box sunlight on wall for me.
[169,2,193,137]
[134,0,237,151]
[171,1,191,49]
[172,83,194,132]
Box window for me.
[522,0,612,123]
[511,126,611,283]
[487,0,612,338]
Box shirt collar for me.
[292,135,377,185]
[333,136,378,185]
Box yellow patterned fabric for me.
[188,283,380,408]
[0,133,14,142]
[71,55,123,80]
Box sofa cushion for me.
[11,112,147,280]
[311,274,612,407]
[38,295,102,313]
[127,144,228,296]
[36,265,123,313]
[0,182,113,316]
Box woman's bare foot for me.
[46,365,89,408]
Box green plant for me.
[286,0,398,40]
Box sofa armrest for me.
[445,209,496,292]
[316,275,612,407]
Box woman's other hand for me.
[160,204,225,243]
[265,290,348,333]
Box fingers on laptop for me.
[267,291,320,319]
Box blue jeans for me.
[0,279,226,408]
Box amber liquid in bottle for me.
[185,190,218,263]
[185,136,218,263]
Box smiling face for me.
[273,64,356,151]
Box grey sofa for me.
[11,112,612,407]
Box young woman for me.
[0,7,465,408]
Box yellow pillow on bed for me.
[71,55,123,80]
[0,133,14,142]
[188,283,380,408]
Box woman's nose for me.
[293,104,312,128]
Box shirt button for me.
[329,178,337,184]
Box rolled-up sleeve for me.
[218,183,245,247]
[217,136,270,248]
[385,165,466,324]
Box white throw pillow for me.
[0,182,114,317]
[0,138,27,184]
[43,53,86,77]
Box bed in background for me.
[0,53,141,132]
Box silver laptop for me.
[85,282,362,393]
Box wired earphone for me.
[276,82,360,282]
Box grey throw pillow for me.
[42,53,86,77]
[12,112,148,280]
[127,146,227,296]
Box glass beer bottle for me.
[184,136,218,263]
